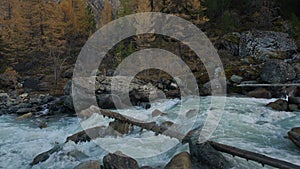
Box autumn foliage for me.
[0,0,95,61]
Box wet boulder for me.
[165,152,192,169]
[73,160,101,169]
[288,104,298,112]
[103,151,139,169]
[189,142,231,169]
[267,99,288,111]
[31,144,64,165]
[152,109,167,118]
[288,97,300,105]
[247,88,272,99]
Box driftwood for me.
[209,141,300,169]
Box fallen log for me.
[81,108,300,169]
[98,109,186,140]
[209,141,300,169]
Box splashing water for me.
[0,97,299,169]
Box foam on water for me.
[0,97,299,169]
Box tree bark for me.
[209,141,300,169]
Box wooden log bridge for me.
[237,83,300,87]
[209,141,300,169]
[96,109,300,169]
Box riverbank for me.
[1,97,299,169]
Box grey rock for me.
[267,99,288,111]
[67,150,89,161]
[220,32,240,56]
[165,152,192,169]
[31,144,64,165]
[66,76,157,110]
[63,95,74,110]
[140,166,154,169]
[64,80,72,96]
[261,60,296,83]
[289,97,300,105]
[288,104,298,112]
[23,78,40,91]
[247,88,272,99]
[73,160,100,169]
[61,67,74,78]
[239,30,297,60]
[152,109,167,118]
[189,142,231,169]
[230,75,243,83]
[103,152,139,169]
[201,78,227,96]
[96,94,118,109]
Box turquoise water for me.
[0,97,299,169]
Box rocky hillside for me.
[1,0,300,101]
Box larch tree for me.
[100,0,113,27]
[134,0,155,49]
[0,0,28,58]
[60,0,95,60]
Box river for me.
[0,97,299,169]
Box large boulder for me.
[23,78,41,92]
[201,78,227,96]
[165,152,192,169]
[73,160,101,169]
[261,60,296,83]
[267,99,288,111]
[189,142,231,169]
[247,88,272,99]
[102,152,139,169]
[239,30,297,60]
[288,97,300,105]
[218,32,240,56]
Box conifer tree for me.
[100,0,113,27]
